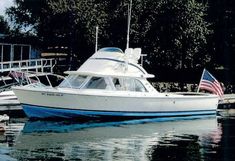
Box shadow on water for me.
[215,117,235,161]
[148,134,202,161]
[1,115,235,161]
[22,115,217,133]
[147,117,235,161]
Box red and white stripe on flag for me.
[198,69,224,97]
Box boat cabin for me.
[59,75,151,92]
[58,47,157,93]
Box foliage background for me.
[2,0,235,83]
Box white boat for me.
[0,90,20,106]
[0,114,9,122]
[12,47,219,119]
[0,72,57,107]
[0,114,9,132]
[0,76,20,106]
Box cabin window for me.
[113,78,122,90]
[113,78,147,92]
[84,77,107,89]
[59,75,87,88]
[134,79,147,92]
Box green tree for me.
[129,0,212,70]
[0,16,10,34]
[47,0,111,62]
[6,0,48,35]
[48,0,212,69]
[6,0,212,71]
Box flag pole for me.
[197,68,206,93]
[95,26,99,52]
[126,0,132,49]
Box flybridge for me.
[96,47,141,63]
[70,47,154,78]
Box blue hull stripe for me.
[22,104,216,119]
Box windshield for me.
[59,75,87,88]
[113,78,147,92]
[84,77,107,89]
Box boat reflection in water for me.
[22,115,217,133]
[216,117,235,161]
[7,116,224,161]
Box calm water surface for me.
[0,116,235,161]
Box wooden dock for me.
[0,105,22,111]
[218,94,235,117]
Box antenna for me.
[95,26,99,52]
[126,0,132,49]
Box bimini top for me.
[65,47,154,78]
[98,47,124,53]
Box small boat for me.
[0,72,60,108]
[12,47,219,119]
[0,114,10,122]
[217,94,235,117]
[0,90,20,106]
[0,114,9,132]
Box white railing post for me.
[10,61,12,72]
[52,59,56,73]
[50,59,53,73]
[35,60,38,73]
[19,61,21,72]
[0,58,55,73]
[41,59,43,73]
[27,60,29,73]
[45,74,53,87]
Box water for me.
[0,116,234,161]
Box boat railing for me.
[0,82,19,92]
[10,71,72,88]
[0,59,56,73]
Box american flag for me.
[198,69,224,97]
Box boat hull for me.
[13,87,219,119]
[22,104,216,119]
